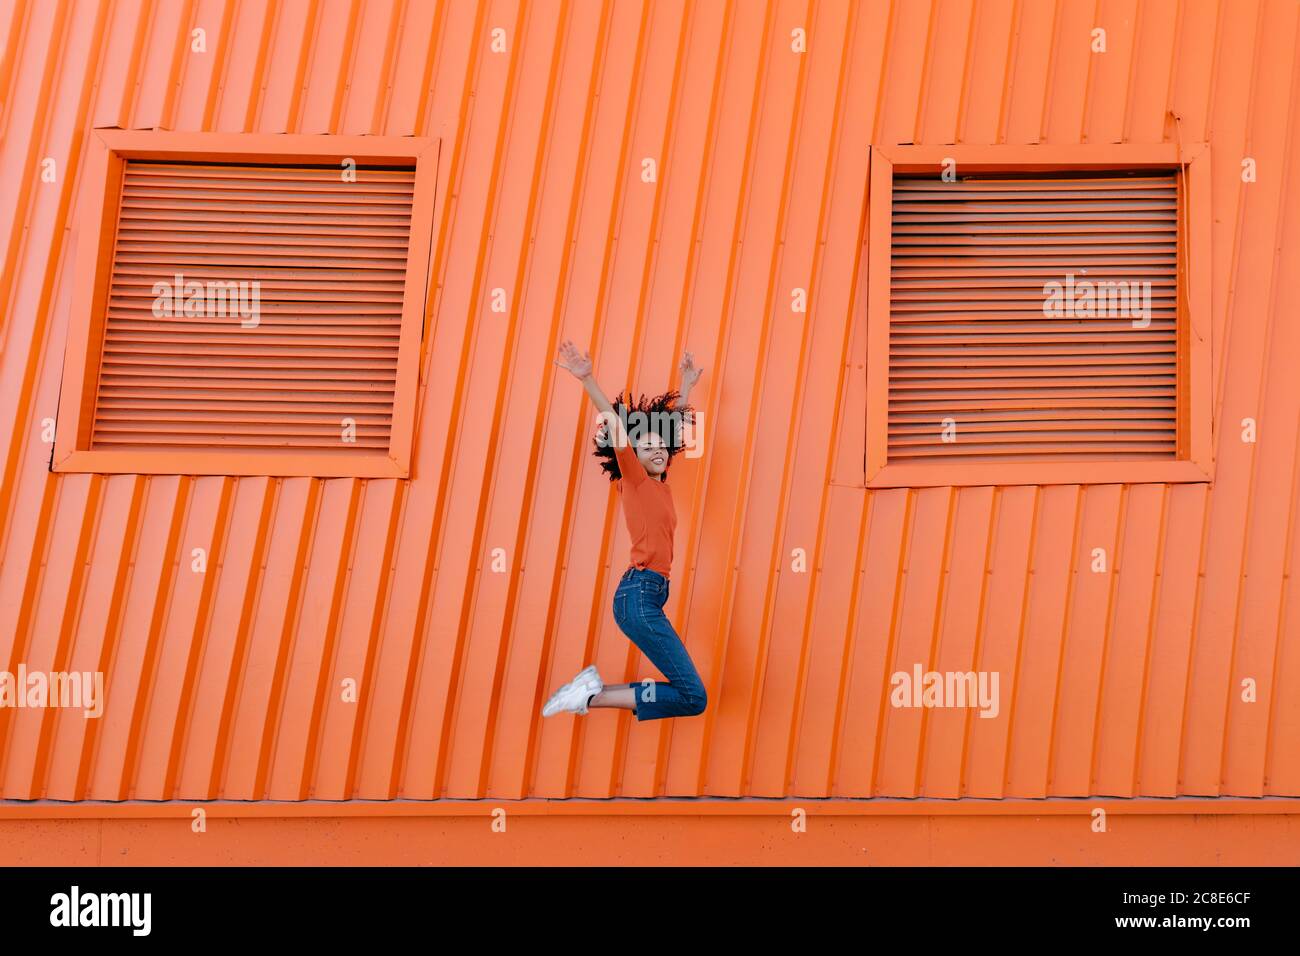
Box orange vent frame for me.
[52,130,439,479]
[865,144,1213,489]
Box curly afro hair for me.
[592,389,696,482]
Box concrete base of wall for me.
[1,799,1297,865]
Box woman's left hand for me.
[679,350,703,389]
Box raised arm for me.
[674,349,704,458]
[555,339,632,451]
[677,349,703,409]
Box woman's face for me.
[635,432,669,478]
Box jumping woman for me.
[542,339,709,721]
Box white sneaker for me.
[547,664,597,700]
[566,665,599,689]
[542,667,604,716]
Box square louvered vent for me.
[887,172,1179,464]
[96,160,414,454]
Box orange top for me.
[613,438,677,579]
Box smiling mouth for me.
[651,455,665,465]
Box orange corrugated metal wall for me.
[0,0,1297,803]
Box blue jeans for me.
[612,568,708,720]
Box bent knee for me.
[683,683,708,716]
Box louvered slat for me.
[89,160,415,452]
[888,172,1179,463]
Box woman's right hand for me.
[555,339,593,380]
